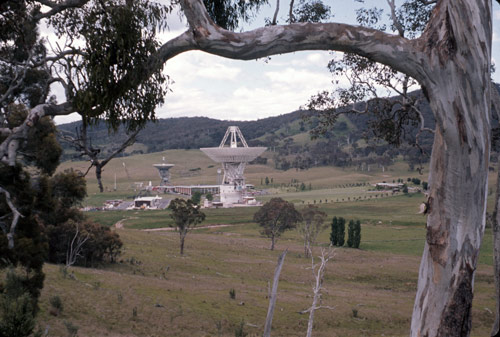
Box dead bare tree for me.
[297,205,327,258]
[300,246,336,337]
[65,222,90,268]
[263,249,287,337]
[61,123,140,192]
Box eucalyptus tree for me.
[168,198,206,255]
[254,197,302,250]
[0,0,496,336]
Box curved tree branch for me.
[0,102,74,166]
[0,186,24,249]
[179,0,426,80]
[35,0,92,20]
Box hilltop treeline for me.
[57,90,454,171]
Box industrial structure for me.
[153,157,175,186]
[201,126,266,205]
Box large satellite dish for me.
[201,126,266,188]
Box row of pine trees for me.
[330,217,361,248]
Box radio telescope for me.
[153,157,174,186]
[201,126,266,204]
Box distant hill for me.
[57,110,305,158]
[56,90,444,170]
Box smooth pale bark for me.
[494,162,500,337]
[263,249,287,337]
[306,248,334,337]
[0,102,72,166]
[491,84,500,337]
[410,2,492,336]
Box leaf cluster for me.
[168,198,206,232]
[4,104,62,175]
[253,197,302,238]
[203,0,269,31]
[293,0,331,23]
[306,1,434,152]
[48,0,172,132]
[0,2,50,113]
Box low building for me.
[375,183,404,191]
[133,196,164,209]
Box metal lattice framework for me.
[201,126,266,187]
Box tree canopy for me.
[254,197,302,250]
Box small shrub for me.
[0,270,38,337]
[352,308,358,318]
[0,293,36,337]
[229,288,236,300]
[49,296,63,316]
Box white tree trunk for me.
[493,164,500,337]
[490,83,500,337]
[263,249,287,337]
[410,2,492,336]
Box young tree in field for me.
[298,205,327,257]
[168,198,206,255]
[254,198,302,250]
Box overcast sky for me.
[54,0,500,124]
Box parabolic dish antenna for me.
[201,126,266,188]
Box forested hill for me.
[57,110,305,158]
[59,84,500,168]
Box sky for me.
[53,0,500,124]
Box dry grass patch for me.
[34,227,496,337]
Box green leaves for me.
[168,198,206,231]
[254,197,302,238]
[48,0,172,132]
[203,0,269,31]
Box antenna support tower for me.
[153,157,175,186]
[201,126,266,203]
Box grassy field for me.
[35,150,498,336]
